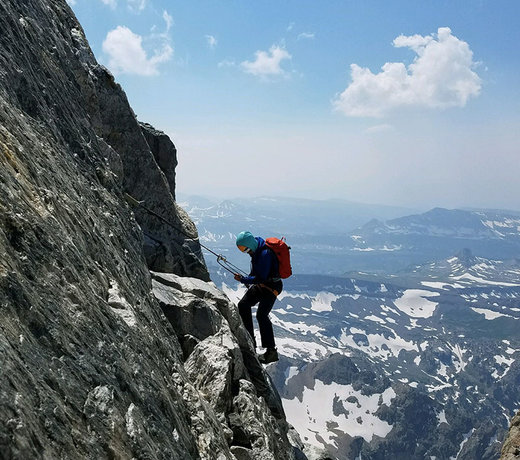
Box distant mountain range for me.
[178,194,520,276]
[177,193,417,236]
[178,195,520,460]
[221,251,520,460]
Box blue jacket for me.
[240,237,279,285]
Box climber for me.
[234,231,282,364]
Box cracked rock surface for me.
[0,0,302,458]
[501,412,520,460]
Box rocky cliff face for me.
[501,411,520,460]
[0,0,301,458]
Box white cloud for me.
[163,10,173,32]
[218,59,236,68]
[297,32,315,40]
[100,0,117,8]
[102,26,172,76]
[66,0,76,5]
[364,124,394,134]
[205,35,217,49]
[99,0,148,11]
[241,45,291,77]
[127,0,147,12]
[334,27,482,117]
[393,33,433,52]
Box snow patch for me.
[471,307,513,320]
[492,355,515,379]
[421,281,449,290]
[277,337,344,361]
[272,315,325,335]
[450,428,475,460]
[283,381,396,448]
[365,315,386,324]
[394,289,440,318]
[447,343,468,373]
[311,292,338,312]
[339,327,418,359]
[278,291,309,301]
[285,366,300,385]
[452,273,520,287]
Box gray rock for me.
[231,445,255,460]
[185,331,245,416]
[501,411,520,460]
[232,379,295,460]
[151,273,297,457]
[0,0,299,459]
[140,121,178,199]
[86,61,208,279]
[152,272,287,419]
[153,273,225,349]
[1,0,208,280]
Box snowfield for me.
[283,381,396,447]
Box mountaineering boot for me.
[259,348,279,364]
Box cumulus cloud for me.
[102,26,172,76]
[241,45,291,77]
[334,27,482,117]
[205,35,217,49]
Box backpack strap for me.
[262,246,280,281]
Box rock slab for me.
[0,0,300,458]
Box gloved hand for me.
[234,273,242,282]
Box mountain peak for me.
[455,248,477,268]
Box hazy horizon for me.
[69,1,520,211]
[176,191,520,215]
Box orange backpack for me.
[264,237,292,279]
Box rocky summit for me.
[0,0,303,459]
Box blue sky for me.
[68,0,520,211]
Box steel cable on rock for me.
[124,193,248,276]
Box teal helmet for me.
[236,231,258,252]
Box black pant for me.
[238,283,281,349]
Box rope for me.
[124,193,248,276]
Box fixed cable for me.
[124,193,248,276]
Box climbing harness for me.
[124,193,248,276]
[258,284,280,297]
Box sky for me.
[67,0,520,211]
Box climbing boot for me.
[259,348,279,364]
